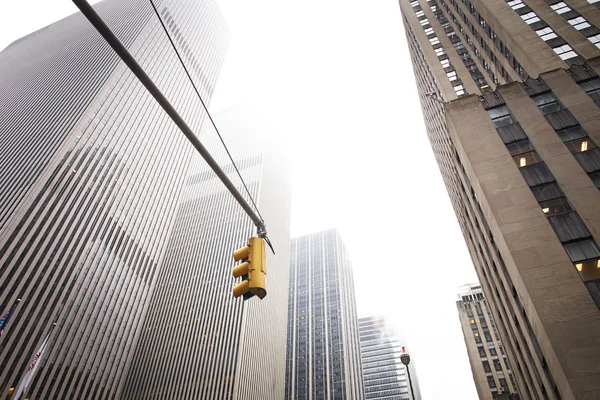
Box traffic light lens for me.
[233,280,250,298]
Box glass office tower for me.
[285,229,364,399]
[0,0,227,398]
[399,0,600,398]
[121,107,292,399]
[358,316,421,400]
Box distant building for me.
[457,284,519,399]
[285,229,364,399]
[121,107,292,399]
[358,316,421,400]
[398,0,600,398]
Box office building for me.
[358,315,421,400]
[457,284,519,399]
[399,0,600,398]
[0,0,227,398]
[285,229,364,399]
[121,107,292,399]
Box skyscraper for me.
[457,284,519,399]
[285,229,364,399]
[358,315,421,400]
[120,107,292,399]
[399,0,600,398]
[0,0,227,398]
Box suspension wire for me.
[148,0,265,225]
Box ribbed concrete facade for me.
[457,284,519,399]
[0,0,227,398]
[358,316,421,400]
[285,229,364,399]
[120,108,292,399]
[399,0,600,399]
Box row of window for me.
[505,0,578,60]
[545,0,600,48]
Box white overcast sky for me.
[1,0,479,398]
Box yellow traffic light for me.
[232,237,267,300]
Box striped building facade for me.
[358,316,421,400]
[120,108,292,399]
[399,0,600,398]
[285,229,364,399]
[456,284,519,399]
[0,0,228,398]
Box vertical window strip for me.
[412,0,469,96]
[483,95,600,309]
[524,80,600,188]
[430,0,489,88]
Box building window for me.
[536,27,558,41]
[565,138,597,153]
[551,2,571,13]
[579,78,600,102]
[564,239,600,263]
[487,106,514,128]
[557,125,587,142]
[521,12,541,25]
[568,17,591,30]
[531,92,562,114]
[587,34,600,48]
[508,0,526,9]
[553,44,578,60]
[513,150,541,167]
[539,196,573,215]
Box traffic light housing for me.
[232,237,267,300]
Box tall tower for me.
[457,284,519,399]
[358,316,421,400]
[399,0,600,399]
[285,229,364,399]
[120,107,292,399]
[0,0,227,398]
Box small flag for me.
[14,323,55,400]
[0,298,21,337]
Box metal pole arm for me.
[71,0,266,234]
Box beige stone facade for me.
[399,0,600,399]
[457,284,519,399]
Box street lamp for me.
[400,347,416,400]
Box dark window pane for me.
[520,163,555,186]
[506,139,535,156]
[548,212,591,242]
[564,239,600,262]
[573,147,600,173]
[532,92,558,107]
[584,279,600,310]
[539,197,572,215]
[557,125,587,142]
[545,109,579,130]
[531,182,564,202]
[487,106,515,127]
[497,122,528,144]
[589,171,600,189]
